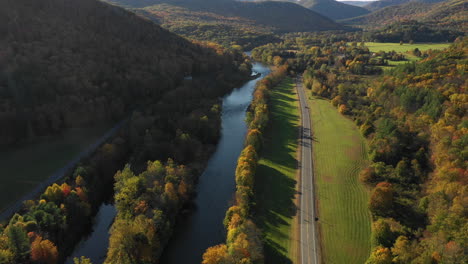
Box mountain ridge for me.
[104,0,345,32]
[364,0,446,11]
[297,0,371,19]
[343,0,467,32]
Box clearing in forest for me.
[365,42,450,53]
[308,97,371,264]
[254,77,300,264]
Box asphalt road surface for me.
[296,77,320,264]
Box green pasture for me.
[365,42,450,53]
[308,97,371,264]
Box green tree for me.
[371,219,395,247]
[5,225,29,261]
[391,236,415,263]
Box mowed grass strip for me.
[309,98,371,264]
[254,77,300,264]
[365,42,450,53]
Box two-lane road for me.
[296,77,320,264]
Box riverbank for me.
[160,61,272,263]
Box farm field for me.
[0,124,111,214]
[308,97,371,264]
[365,42,450,53]
[253,77,300,264]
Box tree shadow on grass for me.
[253,162,298,263]
[253,78,300,263]
[264,237,294,264]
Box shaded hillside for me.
[364,0,445,11]
[298,0,370,20]
[343,0,467,32]
[104,0,344,34]
[0,0,246,145]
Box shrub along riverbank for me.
[202,66,288,264]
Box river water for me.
[160,61,271,263]
[65,204,116,264]
[64,61,270,264]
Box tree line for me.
[202,66,288,264]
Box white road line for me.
[297,77,319,264]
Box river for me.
[65,61,270,264]
[65,204,116,264]
[160,61,271,263]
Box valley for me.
[0,0,465,264]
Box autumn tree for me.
[366,246,392,264]
[31,236,58,264]
[369,182,394,217]
[202,244,229,264]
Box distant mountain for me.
[338,1,377,7]
[297,0,370,19]
[104,0,344,33]
[364,0,445,11]
[344,0,467,32]
[237,0,370,20]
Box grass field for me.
[365,42,450,53]
[0,125,110,213]
[253,77,300,264]
[308,97,371,264]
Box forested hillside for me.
[0,0,240,146]
[103,0,343,48]
[344,0,468,33]
[134,3,281,50]
[297,0,370,20]
[364,0,445,11]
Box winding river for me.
[65,60,270,264]
[160,61,271,263]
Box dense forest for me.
[362,21,461,43]
[0,0,242,146]
[251,34,467,263]
[0,0,252,263]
